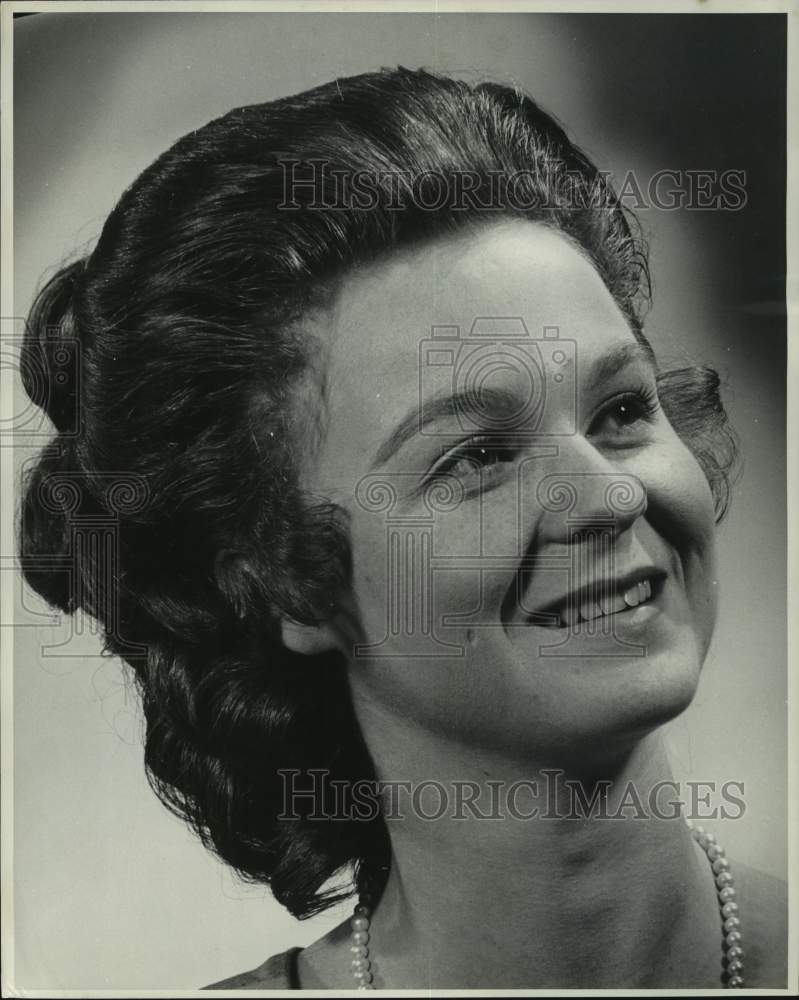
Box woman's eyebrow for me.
[371,341,657,470]
[584,341,658,394]
[371,385,522,469]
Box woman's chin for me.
[498,642,705,761]
[588,669,700,746]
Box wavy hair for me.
[17,67,738,917]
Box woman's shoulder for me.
[732,861,788,987]
[203,946,303,990]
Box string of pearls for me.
[348,891,374,989]
[690,825,744,988]
[349,826,743,989]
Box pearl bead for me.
[707,844,725,861]
[722,901,739,918]
[727,959,743,973]
[723,916,740,932]
[719,886,736,902]
[352,930,369,945]
[351,915,370,932]
[725,930,742,945]
[728,975,743,987]
[351,958,371,972]
[716,871,734,888]
[713,857,731,874]
[726,945,744,961]
[353,969,373,983]
[350,944,368,957]
[355,903,371,916]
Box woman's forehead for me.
[305,220,641,488]
[322,220,632,403]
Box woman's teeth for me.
[558,578,653,628]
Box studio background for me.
[11,11,787,991]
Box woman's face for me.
[301,220,718,764]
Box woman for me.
[18,68,786,989]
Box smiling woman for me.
[16,67,785,989]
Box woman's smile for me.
[519,568,661,628]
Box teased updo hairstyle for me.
[18,67,738,917]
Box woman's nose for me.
[519,452,648,545]
[541,469,646,527]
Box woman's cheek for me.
[640,431,719,649]
[662,432,718,554]
[348,480,527,653]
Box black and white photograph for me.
[2,2,795,994]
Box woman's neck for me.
[358,730,724,989]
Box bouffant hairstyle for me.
[18,67,737,918]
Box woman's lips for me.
[565,578,652,626]
[524,572,665,629]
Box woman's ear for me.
[215,548,358,655]
[282,585,365,657]
[280,616,342,656]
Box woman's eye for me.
[589,388,660,439]
[431,438,518,491]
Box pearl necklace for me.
[691,825,745,988]
[348,825,744,989]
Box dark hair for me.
[17,67,738,918]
